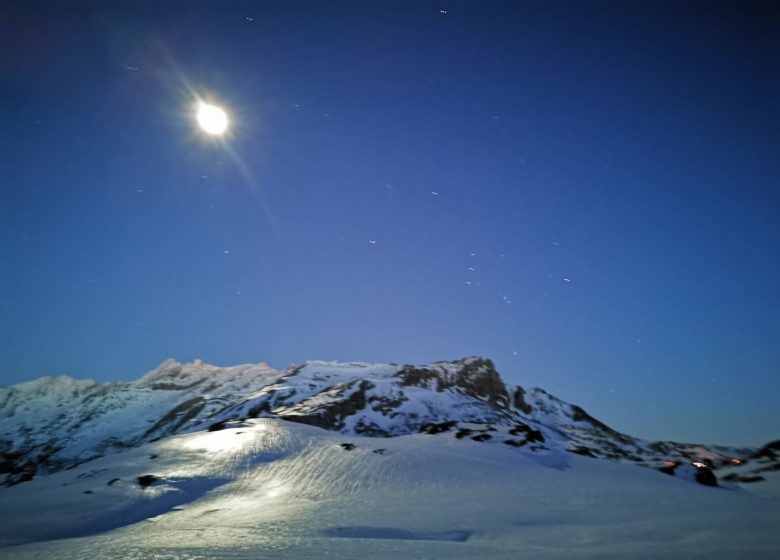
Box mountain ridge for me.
[1,356,770,487]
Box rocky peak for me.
[395,357,509,408]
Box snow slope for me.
[0,419,778,559]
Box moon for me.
[196,102,229,135]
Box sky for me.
[1,0,778,447]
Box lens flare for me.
[196,102,229,135]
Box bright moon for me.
[196,102,229,135]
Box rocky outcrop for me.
[658,461,718,487]
[280,380,375,432]
[395,358,509,407]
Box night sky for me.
[2,1,778,446]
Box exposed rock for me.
[142,397,207,440]
[722,473,765,483]
[397,366,440,389]
[396,358,509,408]
[137,474,159,487]
[281,380,375,433]
[419,421,457,435]
[570,405,635,446]
[148,378,207,391]
[451,358,509,407]
[753,440,780,461]
[568,446,598,457]
[208,420,229,432]
[508,423,545,443]
[658,462,718,487]
[694,466,718,487]
[512,387,533,414]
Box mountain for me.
[0,357,764,487]
[1,357,779,557]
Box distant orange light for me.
[731,459,742,465]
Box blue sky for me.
[1,1,778,446]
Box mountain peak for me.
[136,359,278,391]
[0,357,765,488]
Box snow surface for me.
[0,360,282,464]
[1,419,778,559]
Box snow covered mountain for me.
[0,357,765,487]
[0,359,282,484]
[1,357,779,558]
